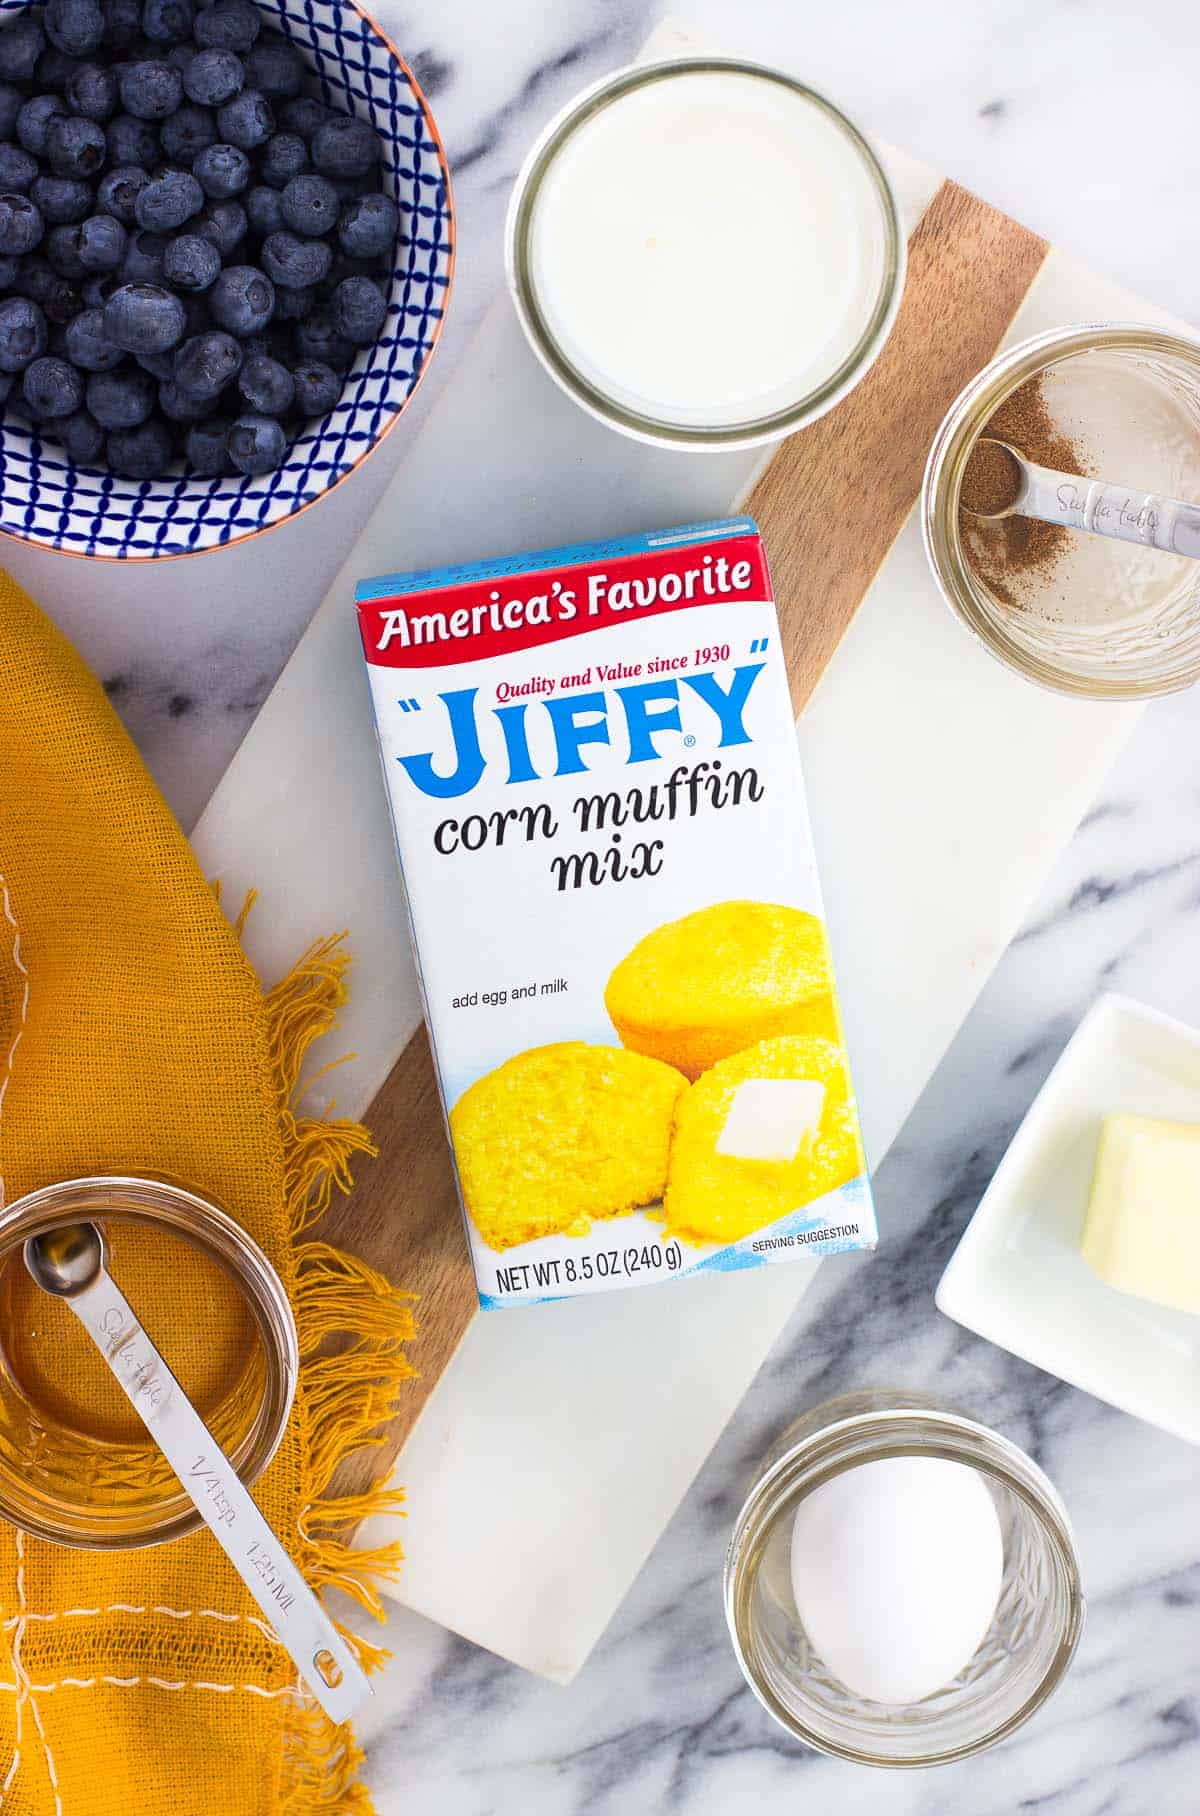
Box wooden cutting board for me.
[322,179,1049,1494]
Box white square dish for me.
[936,993,1200,1445]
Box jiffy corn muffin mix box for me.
[356,517,876,1308]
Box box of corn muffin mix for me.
[356,517,876,1308]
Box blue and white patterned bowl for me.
[0,0,453,559]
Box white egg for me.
[789,1455,1004,1705]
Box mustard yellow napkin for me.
[0,571,414,1815]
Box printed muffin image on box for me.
[356,517,876,1307]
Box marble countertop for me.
[10,0,1200,1808]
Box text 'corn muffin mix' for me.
[357,518,876,1307]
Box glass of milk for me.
[724,1391,1084,1765]
[506,59,905,450]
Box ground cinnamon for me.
[960,438,1021,515]
[959,374,1087,607]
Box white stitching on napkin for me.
[0,876,29,1209]
[2,1604,280,1645]
[0,1675,302,1701]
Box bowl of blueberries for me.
[0,0,452,557]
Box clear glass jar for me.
[725,1391,1084,1766]
[506,58,905,451]
[923,323,1200,698]
[0,1176,297,1549]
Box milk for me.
[527,68,891,429]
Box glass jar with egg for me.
[724,1391,1083,1765]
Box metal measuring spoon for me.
[25,1222,371,1725]
[963,437,1200,559]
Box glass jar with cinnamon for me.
[923,324,1200,698]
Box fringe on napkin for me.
[250,917,416,1813]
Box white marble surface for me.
[11,0,1200,1806]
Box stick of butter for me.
[1081,1113,1200,1315]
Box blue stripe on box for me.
[354,516,761,603]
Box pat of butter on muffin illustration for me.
[451,902,861,1255]
[663,1035,863,1246]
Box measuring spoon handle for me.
[65,1267,371,1725]
[1018,459,1200,559]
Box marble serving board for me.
[192,71,1183,1678]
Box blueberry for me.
[97,162,151,223]
[273,280,313,322]
[119,58,181,120]
[173,325,239,395]
[29,174,91,224]
[64,303,123,368]
[332,273,386,347]
[0,296,48,370]
[279,171,337,239]
[102,0,143,47]
[183,45,241,106]
[107,414,173,474]
[260,228,329,290]
[45,220,88,280]
[259,129,306,189]
[216,88,271,152]
[192,1,259,53]
[227,409,283,473]
[14,254,78,321]
[106,112,160,168]
[158,374,207,419]
[193,195,244,256]
[0,17,46,84]
[45,114,107,178]
[337,191,398,261]
[293,304,352,372]
[104,279,185,351]
[0,143,38,192]
[120,225,166,280]
[280,96,326,141]
[160,101,215,163]
[141,0,194,43]
[244,37,304,100]
[0,194,44,256]
[0,252,16,288]
[22,353,83,417]
[78,212,127,269]
[209,261,272,335]
[290,356,340,417]
[45,0,105,58]
[135,167,203,230]
[0,84,23,142]
[86,362,154,425]
[60,406,104,461]
[312,115,380,180]
[17,95,69,159]
[236,350,291,415]
[65,59,118,119]
[184,412,228,472]
[244,181,281,236]
[162,228,217,290]
[193,139,248,198]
